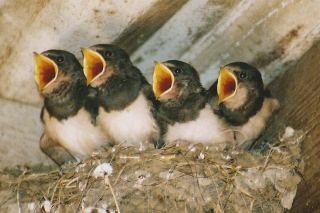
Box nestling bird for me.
[81,44,162,148]
[153,60,233,146]
[207,62,280,147]
[34,50,110,165]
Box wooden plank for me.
[260,41,320,212]
[182,0,320,86]
[132,0,240,78]
[0,98,53,169]
[113,0,188,54]
[0,0,160,105]
[132,0,320,87]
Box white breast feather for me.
[43,108,109,159]
[97,93,158,146]
[165,104,233,145]
[236,98,280,144]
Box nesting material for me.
[0,127,304,212]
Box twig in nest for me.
[180,148,205,203]
[16,191,22,213]
[240,190,250,212]
[223,184,234,210]
[159,154,176,160]
[262,149,274,171]
[104,175,120,213]
[249,199,255,212]
[16,170,26,213]
[119,155,140,160]
[76,167,95,211]
[51,177,63,202]
[114,165,127,185]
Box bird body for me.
[34,50,109,165]
[233,97,279,144]
[97,92,159,146]
[164,104,231,145]
[82,44,161,148]
[209,62,279,146]
[153,60,233,146]
[42,108,107,159]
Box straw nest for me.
[0,127,304,213]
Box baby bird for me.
[207,62,280,147]
[81,44,162,148]
[153,60,233,147]
[34,50,109,165]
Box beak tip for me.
[33,52,40,58]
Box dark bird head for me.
[81,44,149,112]
[34,50,84,96]
[153,60,203,102]
[216,62,265,125]
[81,44,136,88]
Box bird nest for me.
[0,127,304,213]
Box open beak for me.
[34,52,59,90]
[153,62,175,99]
[82,48,106,85]
[217,67,238,102]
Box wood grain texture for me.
[0,0,159,106]
[132,0,320,87]
[113,0,188,54]
[260,40,320,212]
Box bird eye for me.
[172,67,182,74]
[56,56,64,63]
[103,50,113,57]
[239,72,247,79]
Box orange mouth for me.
[153,62,175,99]
[217,67,238,102]
[34,52,59,90]
[82,48,106,85]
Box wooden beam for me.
[132,0,320,87]
[132,0,240,78]
[258,41,320,212]
[0,0,171,106]
[113,0,188,54]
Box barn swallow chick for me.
[153,60,233,146]
[208,62,280,147]
[34,50,110,165]
[81,44,161,148]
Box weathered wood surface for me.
[133,0,320,86]
[1,0,320,106]
[113,0,188,54]
[0,0,172,105]
[0,98,52,169]
[262,40,320,212]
